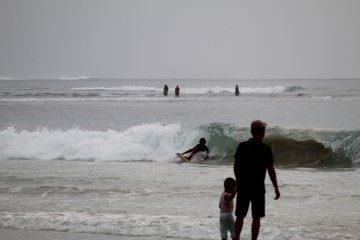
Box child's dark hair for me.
[224,177,236,191]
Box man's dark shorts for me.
[235,192,265,218]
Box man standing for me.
[233,120,280,240]
[175,85,180,97]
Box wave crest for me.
[202,123,359,168]
[0,124,359,168]
[0,124,181,162]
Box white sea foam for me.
[0,124,186,162]
[71,86,160,91]
[59,76,90,80]
[0,212,218,239]
[1,168,359,240]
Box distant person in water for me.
[233,120,280,240]
[181,137,209,161]
[163,84,169,96]
[175,85,180,97]
[219,177,237,240]
[235,85,240,96]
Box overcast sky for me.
[0,0,359,79]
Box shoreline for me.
[0,229,180,240]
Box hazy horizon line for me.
[1,76,359,81]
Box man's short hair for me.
[251,120,267,133]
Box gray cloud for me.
[0,0,359,79]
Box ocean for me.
[0,78,359,239]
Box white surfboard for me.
[176,153,189,162]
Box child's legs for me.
[220,212,235,239]
[220,213,228,239]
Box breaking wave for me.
[59,76,90,80]
[0,123,359,168]
[202,123,360,168]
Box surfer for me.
[163,84,169,96]
[233,120,280,240]
[235,85,240,96]
[181,137,209,161]
[175,85,180,97]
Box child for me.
[219,177,237,240]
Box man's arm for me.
[233,143,243,181]
[267,164,280,200]
[234,158,240,180]
[181,147,194,155]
